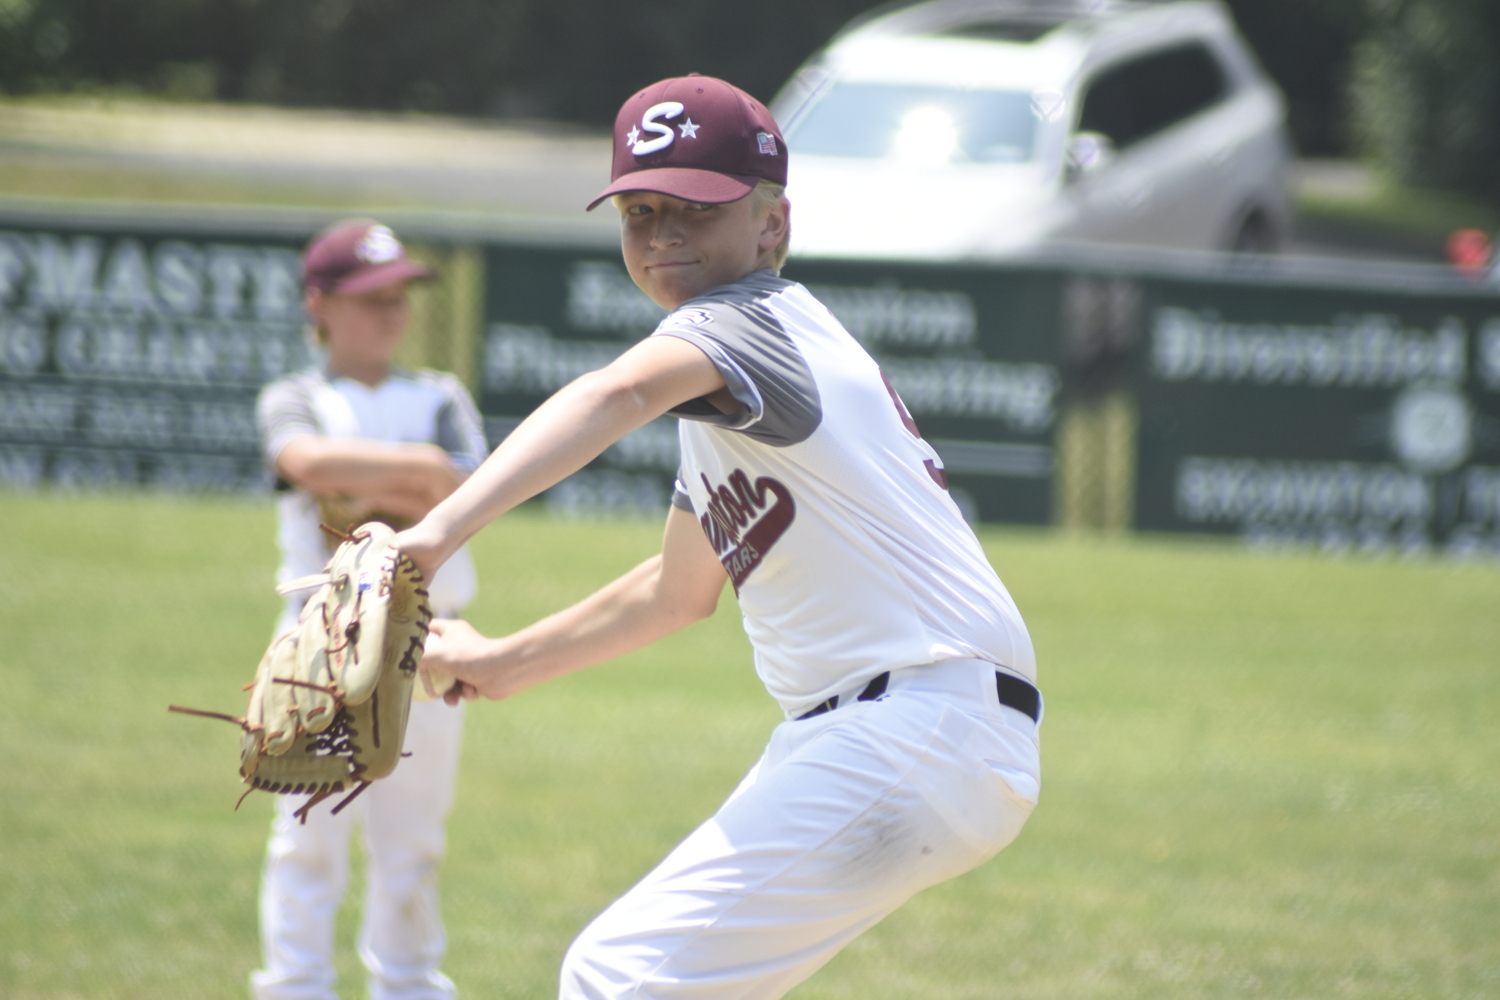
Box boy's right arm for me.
[395,334,726,581]
[422,503,728,702]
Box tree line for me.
[0,0,1495,205]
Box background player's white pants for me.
[251,698,465,1000]
[560,657,1041,1000]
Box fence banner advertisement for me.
[6,203,1498,560]
[0,224,312,491]
[1133,275,1500,558]
[480,244,1065,523]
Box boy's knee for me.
[560,911,667,1000]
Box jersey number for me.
[879,369,948,490]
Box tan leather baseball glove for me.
[315,495,415,538]
[172,521,451,822]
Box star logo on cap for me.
[627,125,641,146]
[355,226,403,264]
[679,118,700,139]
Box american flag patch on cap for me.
[756,131,778,156]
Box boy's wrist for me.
[396,515,457,582]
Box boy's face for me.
[306,280,410,375]
[617,190,788,310]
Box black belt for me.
[796,670,1040,723]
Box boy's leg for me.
[358,698,465,1000]
[251,794,356,1000]
[560,659,1040,1000]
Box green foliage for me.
[1222,0,1368,156]
[1,491,1497,998]
[1351,0,1500,205]
[0,0,891,119]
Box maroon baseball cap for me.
[587,74,788,211]
[302,220,434,293]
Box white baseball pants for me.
[560,657,1042,1000]
[250,697,465,1000]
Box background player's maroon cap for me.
[587,74,788,210]
[302,220,434,293]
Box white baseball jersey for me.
[257,366,488,616]
[656,270,1036,717]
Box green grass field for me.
[2,491,1497,1000]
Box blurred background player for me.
[251,219,487,1000]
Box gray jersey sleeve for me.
[425,371,489,471]
[671,473,695,512]
[651,271,822,447]
[256,372,322,468]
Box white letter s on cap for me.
[633,102,684,156]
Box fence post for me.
[1053,274,1142,534]
[400,242,483,392]
[1053,391,1136,532]
[445,244,483,394]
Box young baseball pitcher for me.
[253,220,486,1000]
[399,75,1042,999]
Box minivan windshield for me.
[784,82,1042,164]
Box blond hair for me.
[753,178,791,273]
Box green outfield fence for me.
[2,201,1497,558]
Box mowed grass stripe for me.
[1,491,1495,999]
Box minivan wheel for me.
[1230,211,1276,253]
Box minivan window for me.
[1077,43,1228,149]
[937,21,1061,43]
[784,82,1042,163]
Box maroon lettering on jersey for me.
[880,368,922,438]
[697,468,796,592]
[881,368,949,492]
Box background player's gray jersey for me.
[257,366,487,616]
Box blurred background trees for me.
[0,0,1495,206]
[1349,0,1500,205]
[0,0,885,122]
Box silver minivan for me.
[774,0,1293,259]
